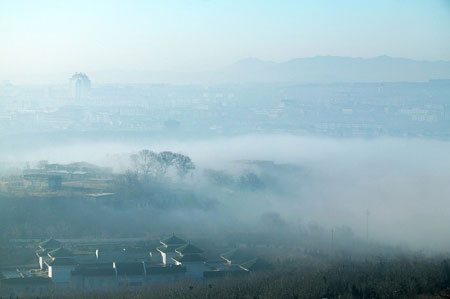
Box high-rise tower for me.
[70,73,91,99]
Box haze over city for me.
[1,1,450,298]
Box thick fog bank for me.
[1,135,449,251]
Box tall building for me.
[70,73,91,99]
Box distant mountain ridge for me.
[5,56,450,85]
[216,55,450,84]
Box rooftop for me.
[36,248,51,257]
[172,254,206,263]
[39,238,62,249]
[175,243,203,256]
[156,245,179,253]
[46,257,76,266]
[48,247,74,258]
[160,235,186,247]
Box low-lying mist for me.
[1,134,449,251]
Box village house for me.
[1,235,266,296]
[156,234,187,265]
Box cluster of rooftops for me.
[21,235,269,285]
[156,234,207,264]
[1,235,271,297]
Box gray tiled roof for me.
[172,254,206,263]
[48,247,74,258]
[39,238,62,249]
[36,248,51,257]
[156,245,179,253]
[47,257,76,266]
[175,243,203,255]
[160,235,186,246]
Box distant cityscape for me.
[2,0,450,297]
[0,75,449,140]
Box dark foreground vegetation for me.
[58,256,450,299]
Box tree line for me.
[130,150,195,179]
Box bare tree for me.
[157,151,177,176]
[130,150,195,180]
[173,153,195,179]
[130,149,158,177]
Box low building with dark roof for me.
[48,247,74,259]
[157,234,187,265]
[170,242,208,280]
[172,253,207,263]
[47,257,77,267]
[45,257,77,288]
[36,239,64,270]
[7,235,270,296]
[175,243,203,256]
[36,248,52,270]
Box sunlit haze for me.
[1,1,450,298]
[1,0,450,83]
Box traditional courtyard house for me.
[157,234,187,265]
[172,243,207,279]
[14,235,269,295]
[36,248,51,270]
[45,248,77,288]
[36,238,62,270]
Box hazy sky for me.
[1,0,449,77]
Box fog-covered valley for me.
[2,1,450,296]
[1,134,449,251]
